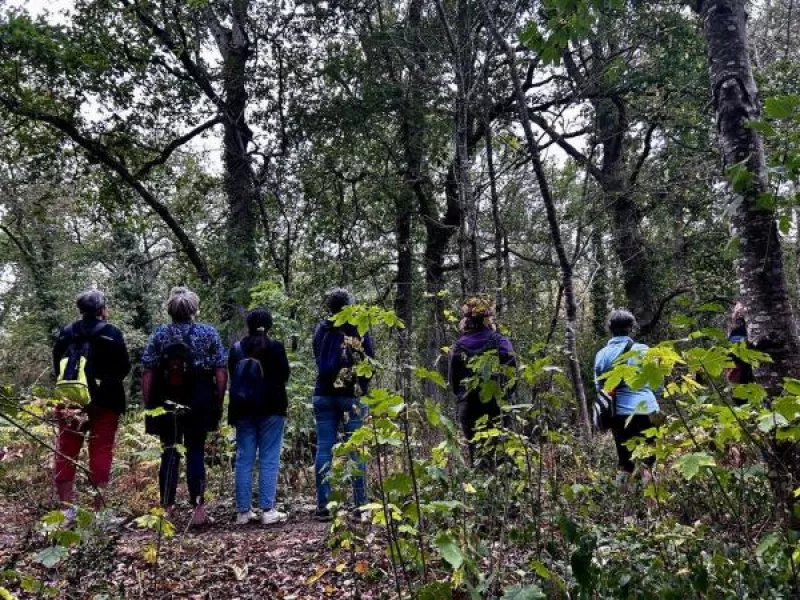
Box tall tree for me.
[695,0,800,528]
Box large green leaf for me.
[673,452,716,480]
[435,533,465,570]
[764,95,800,120]
[33,546,69,569]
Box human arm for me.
[52,326,70,376]
[142,368,155,408]
[113,328,132,379]
[276,342,291,384]
[214,367,228,405]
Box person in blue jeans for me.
[312,289,375,521]
[228,308,291,526]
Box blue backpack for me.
[230,342,267,409]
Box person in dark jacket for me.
[53,289,131,515]
[141,286,227,526]
[449,296,517,463]
[312,288,375,520]
[228,308,290,526]
[726,302,755,388]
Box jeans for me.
[234,415,286,513]
[54,405,119,502]
[313,395,367,511]
[158,416,208,506]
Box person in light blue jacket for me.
[594,309,660,475]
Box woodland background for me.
[1,0,800,598]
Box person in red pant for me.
[53,290,131,520]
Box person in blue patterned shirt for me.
[141,286,228,526]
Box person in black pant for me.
[141,287,227,526]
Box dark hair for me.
[76,289,107,317]
[607,309,637,336]
[246,307,273,335]
[325,288,354,315]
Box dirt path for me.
[1,501,391,599]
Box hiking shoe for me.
[190,504,213,527]
[235,511,257,526]
[314,508,332,522]
[260,509,287,525]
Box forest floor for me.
[0,495,396,599]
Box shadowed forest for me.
[1,0,800,598]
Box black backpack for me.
[229,341,267,410]
[154,325,195,404]
[592,340,634,431]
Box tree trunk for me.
[420,163,462,389]
[591,225,609,339]
[480,1,592,440]
[595,96,657,327]
[485,125,505,314]
[218,1,259,324]
[697,0,800,529]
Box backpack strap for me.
[70,321,107,340]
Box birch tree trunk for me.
[696,0,800,529]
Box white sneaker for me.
[235,511,257,525]
[260,509,287,525]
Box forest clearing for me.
[2,0,800,598]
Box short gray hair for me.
[607,309,637,336]
[76,289,107,317]
[166,286,200,322]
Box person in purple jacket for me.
[449,296,517,463]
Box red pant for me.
[54,405,120,502]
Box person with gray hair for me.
[141,286,228,526]
[593,309,661,481]
[52,289,131,520]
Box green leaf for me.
[414,367,446,389]
[144,406,167,417]
[435,534,464,570]
[501,585,546,600]
[747,119,777,137]
[52,529,81,547]
[758,412,790,433]
[764,95,800,120]
[0,587,17,600]
[727,162,753,192]
[416,582,453,600]
[673,452,716,480]
[33,546,69,568]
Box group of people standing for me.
[53,283,746,523]
[52,286,372,526]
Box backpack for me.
[55,322,107,407]
[318,326,366,395]
[229,341,267,410]
[592,340,634,431]
[154,325,195,404]
[455,332,507,406]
